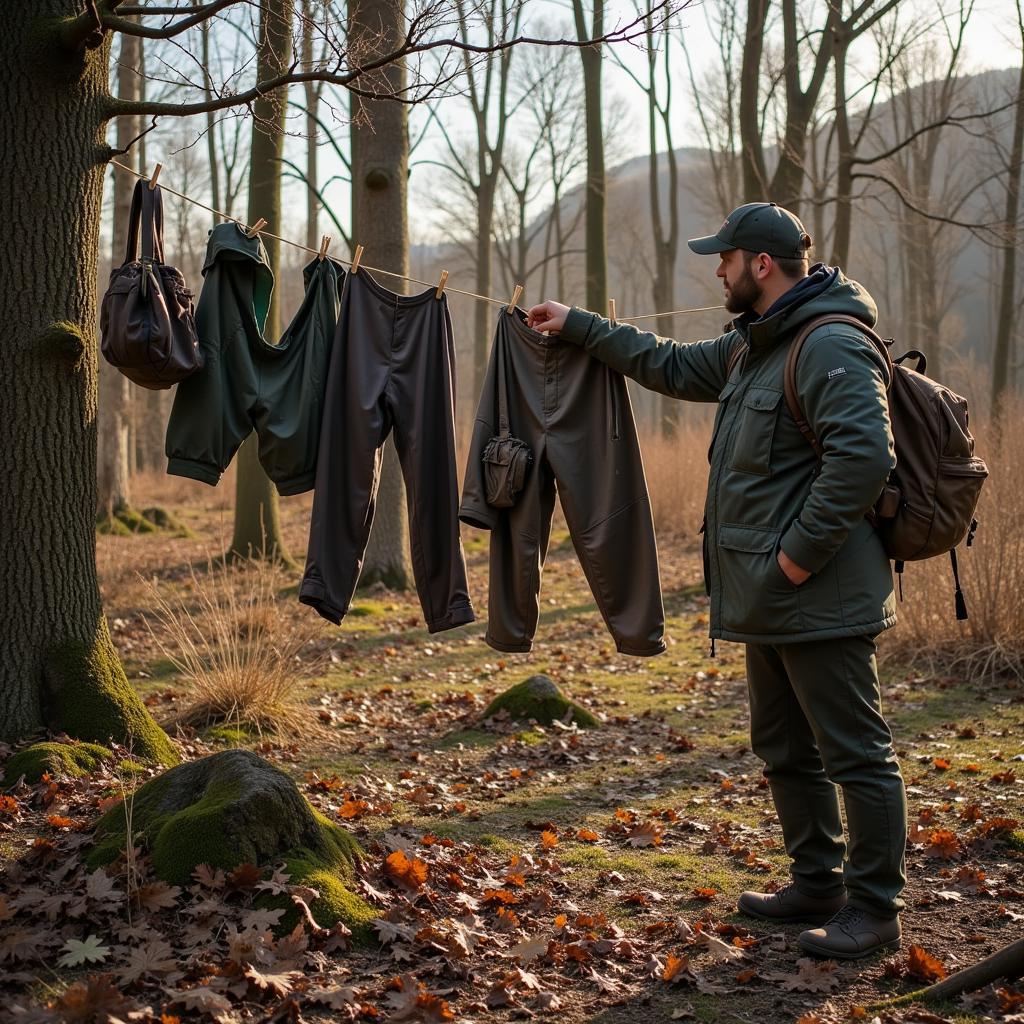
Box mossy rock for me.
[88,750,373,937]
[481,675,600,729]
[3,740,113,784]
[141,506,192,537]
[44,617,178,767]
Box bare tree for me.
[352,0,413,591]
[571,0,609,313]
[229,0,296,566]
[98,26,140,524]
[739,0,900,212]
[991,1,1024,415]
[681,0,744,216]
[612,4,683,434]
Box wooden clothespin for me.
[351,243,364,275]
[148,163,162,190]
[245,217,267,238]
[608,298,617,325]
[435,269,449,299]
[318,234,331,261]
[507,284,523,311]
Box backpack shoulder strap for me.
[784,313,894,460]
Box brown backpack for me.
[784,314,989,619]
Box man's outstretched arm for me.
[528,300,733,403]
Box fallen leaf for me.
[762,958,840,993]
[384,850,429,890]
[508,934,550,965]
[907,944,946,983]
[58,934,112,967]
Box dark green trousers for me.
[746,634,907,917]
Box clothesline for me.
[108,158,725,324]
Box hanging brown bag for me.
[100,179,202,390]
[481,320,532,508]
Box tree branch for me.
[64,0,244,49]
[853,98,1020,167]
[103,6,677,120]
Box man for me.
[526,202,908,960]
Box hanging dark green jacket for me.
[559,268,897,644]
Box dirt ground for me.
[1,476,1022,1023]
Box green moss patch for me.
[44,617,178,767]
[3,740,112,784]
[88,750,373,937]
[481,675,600,729]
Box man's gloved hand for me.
[526,300,571,334]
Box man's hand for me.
[778,549,811,586]
[526,300,570,334]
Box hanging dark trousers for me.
[460,308,666,656]
[299,270,475,634]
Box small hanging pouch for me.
[481,323,532,508]
[100,179,202,390]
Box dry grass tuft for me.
[140,554,322,736]
[639,413,713,548]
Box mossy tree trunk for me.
[0,3,176,762]
[350,0,411,591]
[228,0,296,568]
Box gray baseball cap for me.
[688,202,812,259]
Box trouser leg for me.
[549,363,665,657]
[778,634,907,917]
[299,288,390,624]
[389,301,474,633]
[746,641,847,898]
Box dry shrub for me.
[141,554,321,735]
[639,412,713,548]
[883,403,1024,681]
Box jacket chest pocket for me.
[729,386,783,476]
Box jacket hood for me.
[202,221,274,334]
[737,264,878,348]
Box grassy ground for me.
[3,474,1023,1023]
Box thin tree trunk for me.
[0,3,175,761]
[351,0,411,590]
[302,0,321,251]
[830,36,854,266]
[991,44,1024,416]
[739,0,769,201]
[98,27,140,520]
[573,0,607,314]
[474,184,496,399]
[229,0,294,566]
[201,8,220,228]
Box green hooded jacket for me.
[559,268,897,644]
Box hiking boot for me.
[737,883,847,925]
[798,906,902,960]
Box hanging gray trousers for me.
[460,308,666,656]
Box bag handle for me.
[783,313,894,459]
[122,179,166,266]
